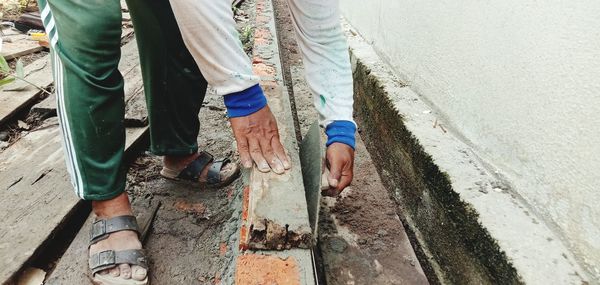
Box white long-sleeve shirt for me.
[168,0,355,129]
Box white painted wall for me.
[340,0,600,278]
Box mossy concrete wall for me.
[340,1,600,279]
[352,51,519,285]
[345,23,592,284]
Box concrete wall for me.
[339,0,600,278]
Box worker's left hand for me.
[323,142,355,196]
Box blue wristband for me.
[223,84,268,117]
[325,120,356,150]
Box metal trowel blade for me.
[300,121,326,240]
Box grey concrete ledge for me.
[343,21,592,285]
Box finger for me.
[236,137,253,168]
[327,160,342,190]
[320,168,330,191]
[259,136,284,174]
[248,137,270,172]
[271,135,290,170]
[336,169,353,192]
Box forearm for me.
[168,0,260,95]
[287,0,356,147]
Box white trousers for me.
[168,0,354,126]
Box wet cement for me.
[125,90,243,284]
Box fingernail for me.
[329,178,339,187]
[274,165,284,174]
[282,159,291,169]
[243,160,253,168]
[260,162,270,171]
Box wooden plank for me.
[0,125,148,284]
[45,198,159,285]
[0,40,148,284]
[1,31,136,127]
[121,27,135,41]
[0,34,45,60]
[29,92,56,119]
[29,40,142,122]
[0,55,52,126]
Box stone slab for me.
[239,0,311,251]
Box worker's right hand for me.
[229,105,291,174]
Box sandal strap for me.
[207,158,229,185]
[89,249,148,275]
[177,151,214,181]
[90,215,140,246]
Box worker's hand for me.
[230,105,291,174]
[323,142,355,196]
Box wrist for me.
[325,120,356,150]
[223,84,267,117]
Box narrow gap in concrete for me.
[390,200,443,285]
[312,243,328,285]
[271,0,302,143]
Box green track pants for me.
[38,0,207,200]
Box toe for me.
[119,264,132,279]
[222,162,238,176]
[108,266,120,277]
[131,265,147,281]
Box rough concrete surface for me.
[240,0,312,251]
[339,1,600,278]
[235,0,316,284]
[344,21,593,284]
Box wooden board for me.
[0,55,53,126]
[28,40,142,122]
[45,198,159,285]
[0,34,45,60]
[0,39,148,284]
[1,30,136,128]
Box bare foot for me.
[90,193,147,282]
[163,152,238,183]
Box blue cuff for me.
[325,120,356,150]
[223,84,268,117]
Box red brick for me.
[235,254,301,285]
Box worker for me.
[36,0,354,283]
[169,0,356,195]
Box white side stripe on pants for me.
[40,0,85,198]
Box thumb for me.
[327,161,342,188]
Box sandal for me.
[89,216,149,285]
[160,151,240,188]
